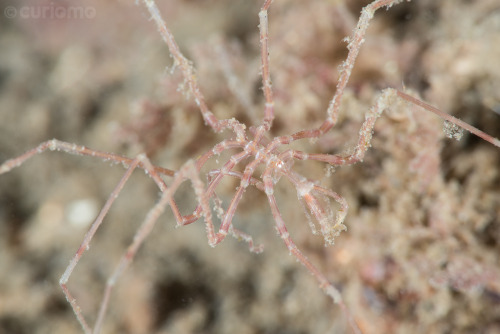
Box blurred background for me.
[0,1,499,333]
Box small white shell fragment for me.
[66,198,99,228]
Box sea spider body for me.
[1,0,499,333]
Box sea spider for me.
[1,0,499,333]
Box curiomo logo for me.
[4,3,96,20]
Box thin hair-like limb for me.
[263,169,362,334]
[59,156,142,334]
[397,90,500,148]
[0,139,175,177]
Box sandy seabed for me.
[1,1,499,333]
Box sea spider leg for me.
[141,0,264,244]
[254,0,275,142]
[0,138,194,232]
[142,0,247,140]
[182,148,256,245]
[287,170,349,245]
[203,172,265,253]
[207,174,266,253]
[192,0,278,242]
[294,89,500,167]
[264,0,498,153]
[228,225,265,254]
[89,158,216,333]
[58,156,141,334]
[56,154,199,334]
[168,143,247,226]
[206,169,266,253]
[179,149,251,228]
[396,90,500,148]
[316,0,404,138]
[172,0,278,235]
[174,140,246,226]
[195,140,245,171]
[210,166,349,252]
[208,170,265,193]
[200,0,278,249]
[0,138,194,244]
[311,184,349,237]
[0,140,208,333]
[252,0,406,154]
[165,0,274,235]
[262,169,362,334]
[140,0,278,240]
[297,88,396,166]
[272,150,349,243]
[216,155,267,236]
[0,139,175,177]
